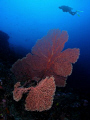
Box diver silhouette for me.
[59,5,83,16]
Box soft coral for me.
[11,29,80,87]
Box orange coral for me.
[11,29,80,87]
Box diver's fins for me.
[76,13,80,17]
[76,10,83,17]
[76,10,84,12]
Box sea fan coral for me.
[13,82,30,102]
[25,76,56,111]
[11,29,80,87]
[13,77,56,111]
[11,29,80,112]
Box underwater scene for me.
[0,0,90,120]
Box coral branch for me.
[13,82,31,102]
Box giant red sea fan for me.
[25,76,56,111]
[13,76,56,111]
[11,29,80,87]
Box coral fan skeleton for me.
[11,29,80,111]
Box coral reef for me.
[0,31,22,67]
[11,29,80,112]
[0,31,10,62]
[11,29,80,86]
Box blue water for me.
[0,0,90,91]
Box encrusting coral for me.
[11,29,80,111]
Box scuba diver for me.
[59,5,83,16]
